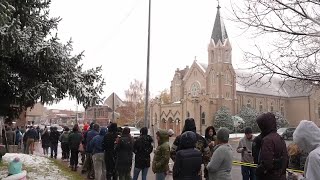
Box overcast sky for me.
[47,0,255,111]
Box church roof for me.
[211,6,228,44]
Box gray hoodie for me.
[293,120,320,180]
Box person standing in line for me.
[15,128,22,149]
[49,126,60,159]
[133,127,153,180]
[84,123,99,179]
[204,126,217,179]
[80,124,89,165]
[89,127,107,180]
[236,127,256,180]
[172,131,202,180]
[115,127,133,180]
[81,122,95,174]
[206,127,233,180]
[103,123,119,180]
[255,112,288,180]
[41,128,50,156]
[68,124,83,171]
[59,127,70,161]
[152,130,170,180]
[24,126,37,154]
[5,127,16,145]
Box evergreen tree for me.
[214,106,233,131]
[274,112,289,129]
[238,106,259,132]
[0,0,105,119]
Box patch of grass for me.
[51,159,85,180]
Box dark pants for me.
[61,142,70,159]
[70,149,79,166]
[50,143,58,158]
[241,166,256,180]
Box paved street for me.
[33,137,293,180]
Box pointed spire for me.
[211,4,228,44]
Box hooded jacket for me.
[133,127,154,169]
[256,113,288,180]
[103,123,119,171]
[89,128,108,154]
[170,118,210,165]
[293,120,320,179]
[173,131,202,180]
[152,130,170,173]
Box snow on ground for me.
[229,133,260,139]
[0,153,69,180]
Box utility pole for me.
[144,0,151,128]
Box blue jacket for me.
[89,128,108,154]
[86,129,99,153]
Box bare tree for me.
[231,0,320,86]
[124,79,145,125]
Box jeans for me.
[241,166,256,180]
[93,153,106,180]
[50,143,58,158]
[133,167,148,180]
[70,149,79,166]
[156,172,166,180]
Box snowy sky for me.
[46,0,257,111]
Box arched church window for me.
[201,112,206,125]
[280,104,284,116]
[247,100,251,108]
[270,102,274,112]
[187,111,190,118]
[155,113,157,124]
[259,102,263,112]
[211,71,215,84]
[168,117,174,123]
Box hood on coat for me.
[108,123,118,133]
[140,127,148,136]
[99,127,108,136]
[256,112,277,137]
[182,118,196,133]
[293,120,320,153]
[156,130,169,145]
[180,131,196,149]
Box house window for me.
[280,104,284,116]
[318,103,320,118]
[201,112,206,125]
[259,102,263,112]
[247,100,251,108]
[270,102,274,112]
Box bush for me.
[213,106,234,131]
[237,106,259,132]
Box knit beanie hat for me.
[244,127,253,134]
[217,127,230,143]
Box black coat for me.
[173,148,202,180]
[41,131,50,148]
[49,130,60,145]
[133,135,153,169]
[103,132,118,171]
[115,134,133,173]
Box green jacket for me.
[68,131,82,150]
[152,130,170,173]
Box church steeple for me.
[211,5,228,44]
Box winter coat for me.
[236,135,255,163]
[41,130,50,148]
[68,130,83,150]
[206,144,233,180]
[59,131,69,143]
[103,132,118,170]
[25,128,37,140]
[89,128,108,154]
[6,129,16,145]
[115,134,134,173]
[133,134,153,169]
[49,130,60,145]
[293,120,320,180]
[171,118,210,165]
[15,130,22,145]
[85,130,99,153]
[152,130,170,173]
[252,134,262,164]
[256,113,288,180]
[173,131,202,180]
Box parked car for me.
[277,127,296,140]
[122,126,140,139]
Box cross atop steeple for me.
[217,0,221,9]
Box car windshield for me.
[129,127,139,132]
[277,128,287,133]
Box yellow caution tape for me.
[232,161,304,174]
